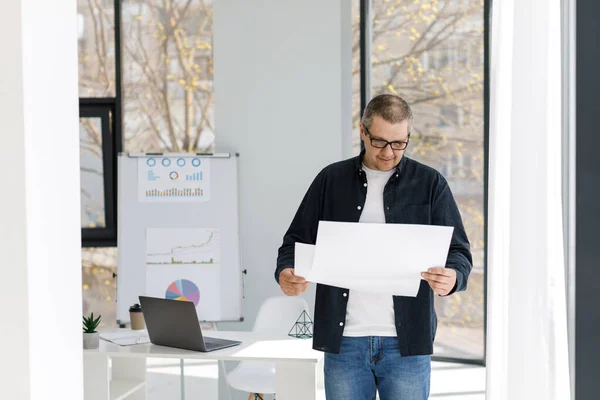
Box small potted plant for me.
[83,312,102,349]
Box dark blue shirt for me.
[275,151,473,355]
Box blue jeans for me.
[324,336,431,400]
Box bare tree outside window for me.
[80,117,106,228]
[352,0,485,360]
[121,0,215,153]
[82,247,118,328]
[78,0,116,97]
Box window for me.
[80,117,106,228]
[121,0,215,153]
[82,247,118,328]
[79,108,115,240]
[77,0,216,325]
[78,0,116,98]
[78,0,120,247]
[354,0,487,363]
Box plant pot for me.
[83,332,100,349]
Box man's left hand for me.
[421,267,456,296]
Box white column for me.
[0,0,82,399]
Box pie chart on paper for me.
[165,279,200,306]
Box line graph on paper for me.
[145,228,220,265]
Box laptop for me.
[138,296,241,352]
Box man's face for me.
[360,115,410,171]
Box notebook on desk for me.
[139,296,241,352]
[99,329,151,346]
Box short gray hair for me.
[361,94,413,135]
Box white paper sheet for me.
[293,242,316,281]
[296,221,454,296]
[100,329,151,346]
[138,156,211,202]
[295,242,423,295]
[146,228,220,266]
[144,228,222,320]
[146,264,221,321]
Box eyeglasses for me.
[363,125,410,151]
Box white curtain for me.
[486,0,571,399]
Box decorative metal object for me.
[288,310,314,339]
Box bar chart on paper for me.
[145,188,205,198]
[148,170,160,181]
[186,172,203,181]
[138,156,211,202]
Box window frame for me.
[79,101,120,246]
[358,0,490,366]
[79,0,123,248]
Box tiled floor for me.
[145,358,485,399]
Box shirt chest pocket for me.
[398,204,431,224]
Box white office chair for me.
[225,296,311,400]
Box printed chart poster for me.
[146,228,221,266]
[138,156,211,203]
[146,265,221,321]
[145,228,221,321]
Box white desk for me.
[84,330,324,400]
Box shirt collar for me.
[354,149,407,175]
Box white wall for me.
[0,0,83,398]
[214,0,352,333]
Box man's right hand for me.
[278,268,309,296]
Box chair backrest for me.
[252,296,311,335]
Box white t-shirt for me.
[343,164,397,337]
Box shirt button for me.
[357,206,362,210]
[396,174,399,177]
[339,322,344,327]
[386,207,390,210]
[364,183,367,187]
[343,293,348,297]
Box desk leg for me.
[112,357,147,400]
[180,359,186,400]
[276,362,317,400]
[218,360,232,400]
[84,355,110,400]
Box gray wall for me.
[213,0,352,331]
[575,0,600,399]
[213,2,352,396]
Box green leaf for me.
[82,312,102,333]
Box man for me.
[275,94,472,399]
